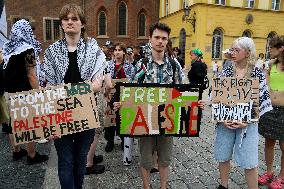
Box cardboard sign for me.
[115,83,202,137]
[8,82,100,145]
[211,77,259,122]
[104,79,128,127]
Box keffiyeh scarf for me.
[2,19,41,69]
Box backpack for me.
[138,57,176,84]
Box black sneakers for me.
[27,152,48,165]
[93,154,103,164]
[13,148,28,161]
[217,185,228,189]
[85,164,105,175]
[105,142,114,152]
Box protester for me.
[212,60,219,77]
[187,48,208,88]
[214,37,272,189]
[222,48,232,69]
[2,19,48,164]
[114,22,203,189]
[173,47,185,69]
[43,4,106,189]
[255,53,265,69]
[258,35,284,189]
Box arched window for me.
[138,13,146,37]
[179,28,186,61]
[212,28,223,59]
[118,2,127,35]
[265,32,277,60]
[98,11,106,36]
[242,30,252,38]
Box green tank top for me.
[270,64,284,91]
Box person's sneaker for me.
[216,185,228,189]
[269,178,284,189]
[85,164,105,175]
[258,172,274,185]
[150,168,159,173]
[105,142,114,152]
[27,152,48,165]
[37,139,49,144]
[13,148,28,161]
[93,154,103,164]
[1,123,10,134]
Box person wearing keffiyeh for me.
[43,4,107,189]
[2,19,49,164]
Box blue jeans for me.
[54,129,95,189]
[214,123,258,169]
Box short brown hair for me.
[114,42,127,53]
[59,4,88,41]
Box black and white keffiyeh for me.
[2,19,41,69]
[44,37,106,85]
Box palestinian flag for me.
[134,63,147,80]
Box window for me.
[272,0,281,10]
[138,13,146,37]
[166,0,169,16]
[246,0,254,8]
[118,2,127,35]
[212,28,223,59]
[44,18,61,41]
[265,32,277,59]
[98,11,107,36]
[215,0,225,5]
[242,30,252,38]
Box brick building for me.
[5,0,159,51]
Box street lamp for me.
[182,6,196,33]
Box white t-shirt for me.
[213,63,218,71]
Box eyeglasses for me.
[229,48,242,54]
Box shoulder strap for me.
[169,58,176,84]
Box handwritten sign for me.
[211,77,259,122]
[104,79,128,127]
[115,83,202,137]
[8,82,100,145]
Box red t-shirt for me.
[114,64,126,79]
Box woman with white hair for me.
[213,37,272,189]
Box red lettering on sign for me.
[130,106,149,135]
[165,104,175,132]
[189,101,198,135]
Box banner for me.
[211,77,259,122]
[115,83,202,137]
[8,82,100,145]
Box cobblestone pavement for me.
[0,130,50,189]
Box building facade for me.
[5,0,159,51]
[159,0,284,66]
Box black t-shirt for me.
[187,60,207,85]
[4,49,33,93]
[64,50,83,84]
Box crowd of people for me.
[0,3,283,189]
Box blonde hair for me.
[232,37,256,77]
[59,4,88,42]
